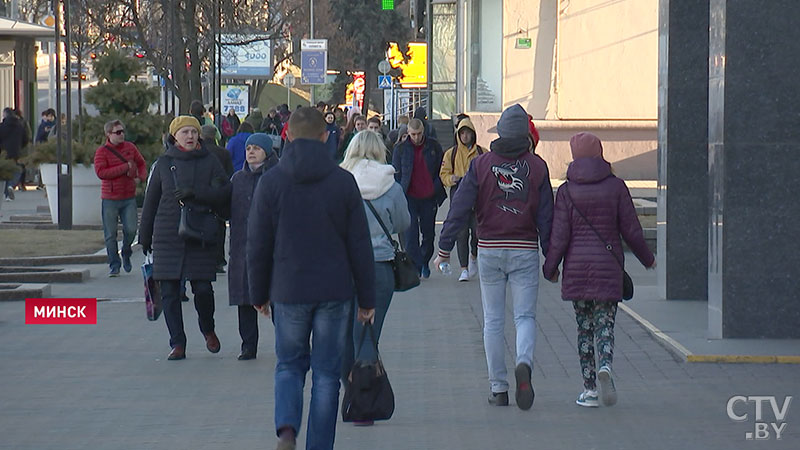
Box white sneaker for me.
[468,256,478,278]
[597,366,617,406]
[458,269,469,282]
[576,390,599,407]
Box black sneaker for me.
[108,267,120,277]
[488,391,509,406]
[515,363,534,410]
[122,257,132,273]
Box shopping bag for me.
[142,253,162,321]
[268,132,282,151]
[342,324,395,422]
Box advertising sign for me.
[353,72,366,110]
[301,39,328,85]
[301,50,326,85]
[220,35,272,78]
[221,84,249,119]
[387,42,428,88]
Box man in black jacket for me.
[247,107,375,450]
[0,107,26,200]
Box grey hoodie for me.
[348,159,411,261]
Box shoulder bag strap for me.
[104,145,129,164]
[565,183,624,270]
[163,156,184,206]
[365,200,399,251]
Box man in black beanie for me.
[434,104,553,411]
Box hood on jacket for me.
[348,159,396,200]
[279,138,338,184]
[566,157,613,184]
[454,118,478,150]
[570,132,604,160]
[489,136,530,158]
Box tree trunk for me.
[183,0,203,104]
[253,80,267,111]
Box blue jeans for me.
[404,196,437,272]
[101,198,138,270]
[3,161,21,198]
[342,261,395,383]
[273,300,349,450]
[477,249,540,393]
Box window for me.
[467,0,502,112]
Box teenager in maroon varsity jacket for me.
[94,119,147,277]
[434,104,553,411]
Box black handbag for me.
[566,184,634,301]
[167,159,219,245]
[342,323,395,422]
[365,200,420,292]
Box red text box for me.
[25,298,97,325]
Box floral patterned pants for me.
[573,300,618,390]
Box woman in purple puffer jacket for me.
[543,132,655,409]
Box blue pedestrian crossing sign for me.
[378,75,392,89]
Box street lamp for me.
[284,73,296,108]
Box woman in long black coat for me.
[139,116,231,360]
[227,133,279,360]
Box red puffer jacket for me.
[543,157,654,302]
[94,141,147,200]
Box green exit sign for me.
[382,0,394,10]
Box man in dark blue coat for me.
[247,107,376,450]
[392,118,446,278]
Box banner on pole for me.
[301,39,328,85]
[221,84,249,119]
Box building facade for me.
[431,0,658,180]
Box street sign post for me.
[378,75,392,89]
[301,39,328,86]
[284,73,295,107]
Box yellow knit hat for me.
[169,116,202,136]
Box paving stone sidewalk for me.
[1,245,798,449]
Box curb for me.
[618,303,692,361]
[618,303,800,365]
[0,254,107,266]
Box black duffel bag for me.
[342,323,395,422]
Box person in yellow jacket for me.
[440,118,486,281]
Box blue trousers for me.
[101,198,138,270]
[404,196,437,272]
[273,300,349,450]
[342,261,395,384]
